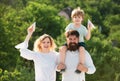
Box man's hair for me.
[65,30,79,38]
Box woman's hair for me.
[71,7,84,19]
[33,34,56,52]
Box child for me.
[15,24,58,81]
[58,7,92,73]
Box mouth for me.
[44,46,49,48]
[71,43,76,46]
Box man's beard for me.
[67,42,79,51]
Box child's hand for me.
[87,19,95,30]
[87,22,92,31]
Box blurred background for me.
[0,0,120,81]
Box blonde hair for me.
[71,7,84,19]
[33,34,56,52]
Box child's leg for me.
[59,45,67,71]
[75,46,85,73]
[79,46,85,65]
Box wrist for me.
[85,67,88,72]
[28,32,33,35]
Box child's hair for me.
[33,34,56,52]
[71,7,84,19]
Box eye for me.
[47,41,50,44]
[42,42,45,44]
[74,16,77,18]
[69,38,72,40]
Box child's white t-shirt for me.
[65,23,88,42]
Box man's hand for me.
[57,63,66,71]
[77,63,88,72]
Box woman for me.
[15,24,58,81]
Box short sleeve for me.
[65,23,73,32]
[83,27,88,37]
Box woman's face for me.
[40,37,51,50]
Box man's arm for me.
[85,51,96,74]
[77,50,96,74]
[77,63,88,72]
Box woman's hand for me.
[27,25,35,35]
[27,22,36,35]
[25,23,36,42]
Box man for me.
[57,30,96,81]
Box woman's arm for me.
[25,24,35,42]
[15,23,35,49]
[20,48,36,60]
[15,23,36,60]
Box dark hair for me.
[65,30,79,38]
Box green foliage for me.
[16,1,67,40]
[0,67,34,81]
[85,29,120,81]
[0,0,120,81]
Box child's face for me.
[72,15,83,25]
[40,37,51,51]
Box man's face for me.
[66,35,79,51]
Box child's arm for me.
[85,22,92,40]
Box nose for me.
[71,39,75,42]
[71,41,75,43]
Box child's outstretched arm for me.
[85,22,92,40]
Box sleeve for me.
[15,41,28,49]
[55,52,59,64]
[65,23,72,32]
[55,52,61,72]
[15,41,36,60]
[20,48,36,60]
[83,26,88,37]
[85,51,96,74]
